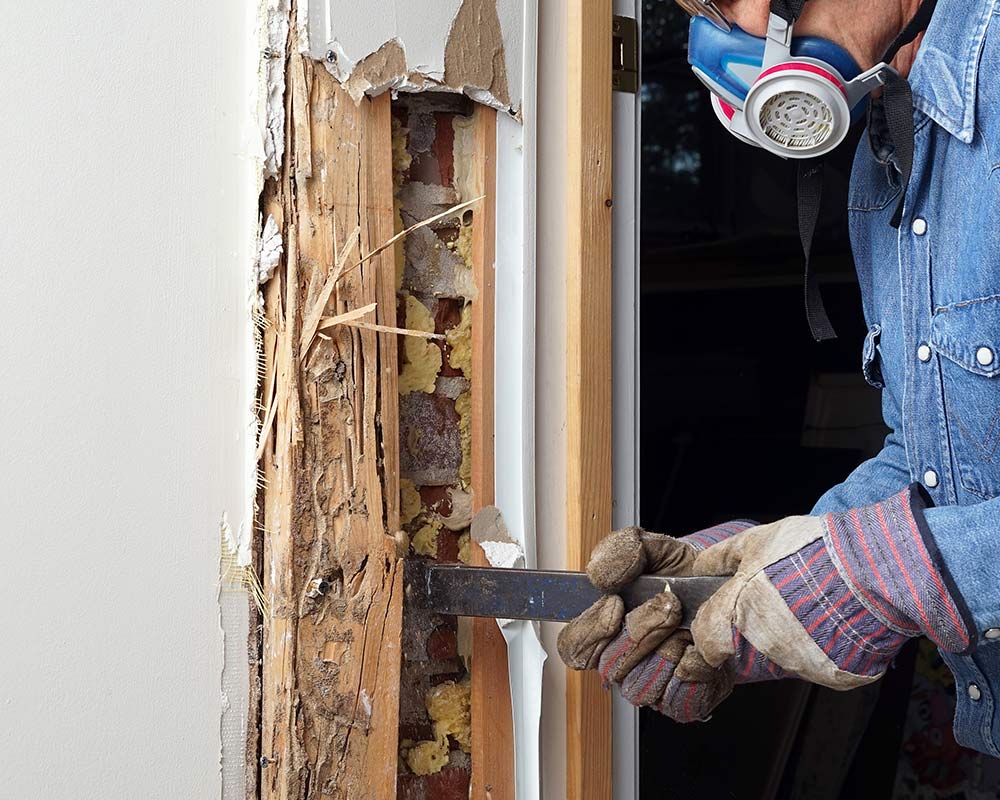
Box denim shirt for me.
[811,0,1000,757]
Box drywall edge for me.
[304,0,523,112]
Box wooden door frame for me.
[566,1,615,797]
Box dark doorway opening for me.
[635,5,945,798]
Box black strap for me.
[879,0,936,228]
[770,0,807,23]
[882,0,938,64]
[795,0,937,337]
[882,74,916,228]
[798,160,837,341]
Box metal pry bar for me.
[403,561,727,627]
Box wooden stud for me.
[468,105,516,800]
[258,52,403,800]
[565,0,614,798]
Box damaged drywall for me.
[304,0,524,113]
[261,0,289,178]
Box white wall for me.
[0,1,256,797]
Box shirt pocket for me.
[930,295,1000,499]
[862,324,885,389]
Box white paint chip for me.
[257,215,283,284]
[479,539,524,570]
[262,0,290,178]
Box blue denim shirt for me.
[811,0,1000,757]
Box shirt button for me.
[912,218,928,236]
[923,469,939,488]
[968,683,982,701]
[977,347,995,367]
[985,628,1000,640]
[917,344,932,362]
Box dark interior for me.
[636,5,970,798]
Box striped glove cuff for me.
[682,519,758,552]
[822,484,975,654]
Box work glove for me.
[557,519,756,721]
[558,486,974,722]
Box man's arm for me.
[924,496,1000,636]
[811,428,911,515]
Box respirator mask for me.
[676,0,937,339]
[681,0,896,158]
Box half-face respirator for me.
[674,0,937,340]
[681,0,897,158]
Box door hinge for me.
[612,16,638,93]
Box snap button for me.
[912,218,928,236]
[923,469,939,488]
[977,347,995,367]
[917,344,932,362]
[985,628,1000,641]
[968,683,982,701]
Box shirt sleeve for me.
[923,496,1000,632]
[810,429,912,515]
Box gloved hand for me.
[557,519,756,721]
[559,486,974,722]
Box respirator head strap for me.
[768,0,808,24]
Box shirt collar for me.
[907,0,994,143]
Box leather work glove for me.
[558,486,975,722]
[557,519,757,721]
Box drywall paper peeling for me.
[305,0,524,113]
[257,215,283,284]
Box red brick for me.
[433,113,456,186]
[422,765,470,800]
[426,625,458,660]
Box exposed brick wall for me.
[392,92,477,799]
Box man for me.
[559,0,1000,757]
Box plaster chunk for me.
[398,182,461,228]
[403,227,476,299]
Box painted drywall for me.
[0,0,257,797]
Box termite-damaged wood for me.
[258,44,403,799]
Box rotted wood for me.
[258,50,402,800]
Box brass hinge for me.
[612,16,639,93]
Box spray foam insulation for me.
[403,680,472,775]
[398,295,442,395]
